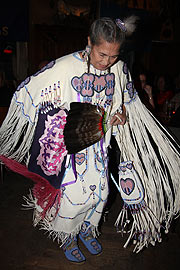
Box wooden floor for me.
[0,170,180,270]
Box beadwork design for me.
[123,62,128,75]
[126,81,134,99]
[71,72,115,104]
[115,19,127,32]
[33,60,56,77]
[17,77,31,91]
[40,81,61,113]
[37,109,68,176]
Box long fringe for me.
[23,191,99,246]
[115,202,162,252]
[0,99,37,164]
[114,96,180,251]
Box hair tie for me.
[115,19,126,32]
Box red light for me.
[3,49,12,54]
[172,111,176,114]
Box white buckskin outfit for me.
[0,52,180,252]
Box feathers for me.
[124,15,139,36]
[64,102,109,154]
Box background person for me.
[133,69,155,111]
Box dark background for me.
[1,0,180,79]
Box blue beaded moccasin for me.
[79,221,102,255]
[62,236,86,263]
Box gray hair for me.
[89,16,138,46]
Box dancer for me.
[0,16,180,264]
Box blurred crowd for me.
[133,67,180,128]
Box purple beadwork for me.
[115,19,126,32]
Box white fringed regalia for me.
[0,52,180,251]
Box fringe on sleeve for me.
[114,95,180,252]
[0,97,38,165]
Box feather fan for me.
[64,102,110,154]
